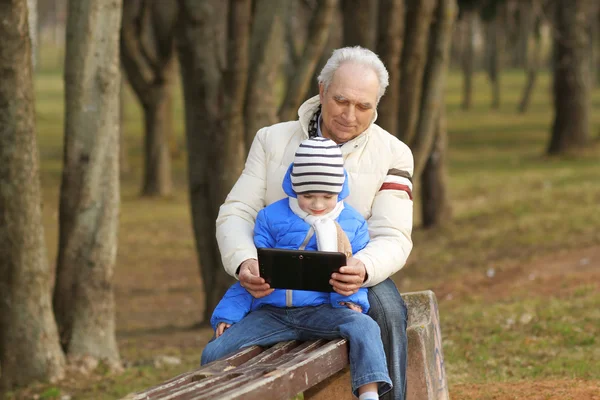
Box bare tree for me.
[518,0,543,113]
[53,0,122,367]
[396,0,437,144]
[0,0,65,389]
[176,0,336,321]
[375,0,406,135]
[121,0,177,196]
[342,0,378,49]
[411,0,457,180]
[483,0,504,109]
[421,105,452,226]
[27,0,38,68]
[278,0,339,123]
[460,7,477,110]
[548,0,592,154]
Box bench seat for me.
[122,290,449,400]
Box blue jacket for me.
[210,165,371,330]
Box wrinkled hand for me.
[330,257,366,296]
[216,322,231,338]
[239,258,273,298]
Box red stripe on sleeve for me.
[379,183,413,200]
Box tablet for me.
[257,248,347,292]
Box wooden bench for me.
[121,290,449,400]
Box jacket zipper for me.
[287,227,315,307]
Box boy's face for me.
[297,193,338,216]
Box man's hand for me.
[330,257,366,296]
[239,258,273,298]
[216,322,231,338]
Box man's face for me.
[297,193,338,216]
[319,63,379,144]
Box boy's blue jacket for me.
[210,165,371,330]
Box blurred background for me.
[1,0,599,399]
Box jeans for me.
[367,278,408,400]
[201,304,392,397]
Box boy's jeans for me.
[202,303,392,397]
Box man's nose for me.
[343,105,356,121]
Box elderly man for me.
[214,46,413,400]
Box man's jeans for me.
[202,304,392,397]
[367,278,408,400]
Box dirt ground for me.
[111,246,600,399]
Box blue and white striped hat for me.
[291,138,345,194]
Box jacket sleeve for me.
[210,282,254,331]
[354,141,414,287]
[216,128,269,277]
[350,218,370,255]
[253,209,276,249]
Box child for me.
[202,138,391,400]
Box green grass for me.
[6,44,600,399]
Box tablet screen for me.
[257,248,346,292]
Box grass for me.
[5,44,600,399]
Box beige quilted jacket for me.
[216,95,414,286]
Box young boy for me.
[202,138,391,400]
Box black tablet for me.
[257,248,347,292]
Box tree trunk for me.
[244,0,285,148]
[341,0,377,49]
[308,4,343,99]
[278,0,338,122]
[460,9,476,110]
[375,0,405,136]
[27,0,38,69]
[120,75,130,175]
[396,0,437,143]
[141,87,173,195]
[518,2,542,114]
[410,0,457,179]
[421,105,452,227]
[0,0,66,389]
[53,0,122,367]
[484,7,502,109]
[120,0,177,197]
[176,0,240,324]
[548,0,591,154]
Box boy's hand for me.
[339,301,363,313]
[239,258,273,298]
[216,322,231,338]
[330,257,366,296]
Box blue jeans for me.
[202,304,392,397]
[367,278,408,400]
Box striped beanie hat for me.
[291,137,345,194]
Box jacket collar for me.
[297,95,378,154]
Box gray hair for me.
[317,46,389,103]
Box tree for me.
[375,0,405,136]
[120,0,177,196]
[396,0,437,145]
[53,0,122,367]
[459,6,477,110]
[176,0,336,321]
[341,0,377,49]
[482,0,505,109]
[517,0,544,113]
[27,0,38,68]
[0,0,65,389]
[548,0,592,154]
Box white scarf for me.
[289,197,344,252]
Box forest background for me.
[0,0,599,399]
